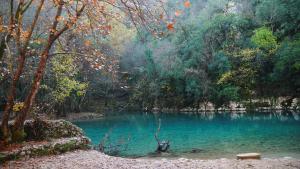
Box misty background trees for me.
[0,0,299,136]
[122,0,300,111]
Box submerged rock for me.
[189,148,205,153]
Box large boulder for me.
[0,119,91,163]
[0,137,90,163]
[24,119,84,140]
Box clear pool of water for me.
[74,111,300,159]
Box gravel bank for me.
[2,150,300,169]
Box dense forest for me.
[1,1,300,167]
[122,0,300,111]
[1,0,300,119]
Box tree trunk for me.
[0,38,6,61]
[1,0,46,143]
[11,0,63,141]
[11,0,85,142]
[1,53,26,143]
[12,50,49,140]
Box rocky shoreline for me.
[0,120,90,163]
[2,150,300,169]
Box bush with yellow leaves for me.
[13,102,24,112]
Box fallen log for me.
[237,153,261,160]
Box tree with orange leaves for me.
[0,0,167,144]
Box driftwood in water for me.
[155,119,170,152]
[156,140,170,152]
[95,129,130,156]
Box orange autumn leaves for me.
[84,40,91,47]
[184,1,191,8]
[175,10,182,17]
[167,23,174,31]
[167,0,191,31]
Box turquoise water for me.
[74,111,300,159]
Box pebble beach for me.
[2,150,300,169]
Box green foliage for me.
[124,0,300,110]
[51,77,88,103]
[255,0,300,37]
[50,54,88,104]
[272,34,300,94]
[218,71,234,85]
[251,27,277,50]
[211,85,240,108]
[2,0,298,113]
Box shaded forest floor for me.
[2,150,300,169]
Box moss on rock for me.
[0,153,6,164]
[54,140,77,153]
[24,119,84,140]
[0,120,90,163]
[0,137,90,163]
